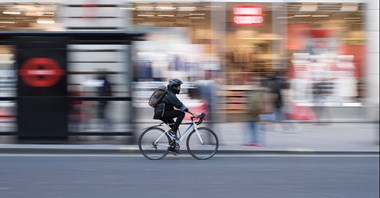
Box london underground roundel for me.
[19,58,65,87]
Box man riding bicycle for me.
[153,78,197,140]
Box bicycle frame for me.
[153,118,204,147]
[177,120,200,143]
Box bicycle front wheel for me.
[186,127,219,160]
[138,127,170,160]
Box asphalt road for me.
[0,154,378,198]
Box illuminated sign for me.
[19,58,65,87]
[233,5,264,26]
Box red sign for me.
[19,58,65,87]
[233,5,264,26]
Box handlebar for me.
[190,112,206,125]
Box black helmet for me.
[168,78,183,87]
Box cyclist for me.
[153,78,197,140]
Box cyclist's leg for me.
[161,118,175,129]
[162,110,185,133]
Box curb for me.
[0,147,378,155]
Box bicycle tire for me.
[138,127,170,160]
[186,127,219,160]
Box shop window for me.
[286,3,366,105]
[0,46,17,132]
[67,44,131,132]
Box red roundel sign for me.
[19,58,65,87]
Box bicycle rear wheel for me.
[186,127,219,160]
[138,127,170,160]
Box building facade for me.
[0,0,378,124]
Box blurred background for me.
[0,0,378,143]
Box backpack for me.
[246,90,265,116]
[148,85,167,108]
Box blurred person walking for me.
[244,77,269,147]
[96,72,113,131]
[265,71,297,132]
[193,71,219,145]
[266,71,284,119]
[194,71,218,131]
[312,78,331,125]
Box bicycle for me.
[138,112,219,160]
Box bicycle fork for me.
[193,125,205,145]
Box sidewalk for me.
[0,122,379,155]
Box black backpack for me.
[148,85,167,108]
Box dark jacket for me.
[266,76,283,109]
[153,85,188,119]
[97,77,112,106]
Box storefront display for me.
[223,3,283,114]
[286,3,366,105]
[225,3,284,85]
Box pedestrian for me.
[194,74,218,131]
[266,71,283,120]
[265,71,297,132]
[96,71,113,130]
[312,78,331,124]
[194,73,219,145]
[244,77,268,147]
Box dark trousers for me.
[161,110,185,133]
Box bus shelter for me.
[0,31,144,142]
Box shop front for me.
[286,3,366,106]
[126,1,367,121]
[285,2,367,121]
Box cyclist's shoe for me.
[168,129,179,140]
[168,147,179,155]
